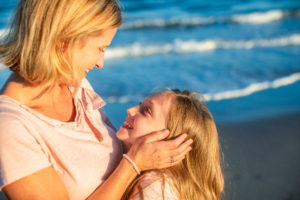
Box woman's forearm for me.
[87,128,192,199]
[87,158,137,200]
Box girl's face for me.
[67,28,117,80]
[117,92,173,148]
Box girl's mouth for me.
[122,121,133,129]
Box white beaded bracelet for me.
[123,154,141,175]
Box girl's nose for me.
[127,105,138,117]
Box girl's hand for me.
[126,129,193,171]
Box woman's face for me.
[67,28,117,80]
[116,92,174,148]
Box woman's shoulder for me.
[0,95,31,128]
[0,95,42,137]
[0,95,27,118]
[130,171,178,200]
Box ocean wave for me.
[0,9,299,36]
[204,72,300,101]
[104,72,300,104]
[121,17,215,29]
[120,9,300,30]
[0,29,8,37]
[231,9,284,24]
[104,34,300,59]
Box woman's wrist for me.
[123,154,141,175]
[87,155,139,200]
[126,148,142,171]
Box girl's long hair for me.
[122,89,224,200]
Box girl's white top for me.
[0,78,123,200]
[129,171,178,200]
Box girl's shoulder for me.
[130,171,178,200]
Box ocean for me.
[0,0,300,128]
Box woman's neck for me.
[1,72,76,122]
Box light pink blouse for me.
[0,78,123,200]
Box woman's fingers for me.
[152,136,193,168]
[170,133,188,148]
[157,154,186,169]
[172,145,192,162]
[171,138,193,156]
[127,129,170,171]
[156,133,189,150]
[140,129,170,143]
[128,133,193,171]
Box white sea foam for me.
[220,34,300,49]
[105,72,300,104]
[231,10,284,24]
[120,9,297,30]
[0,29,7,69]
[0,28,8,38]
[204,72,300,101]
[105,34,300,59]
[121,17,215,29]
[0,63,5,69]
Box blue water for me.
[1,0,300,126]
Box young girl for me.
[117,89,224,200]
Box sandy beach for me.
[218,112,300,200]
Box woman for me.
[117,89,224,200]
[0,0,192,199]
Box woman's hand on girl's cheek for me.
[127,129,193,171]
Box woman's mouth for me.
[95,64,102,69]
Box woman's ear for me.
[60,40,69,53]
[58,39,70,60]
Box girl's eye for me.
[140,104,151,115]
[99,48,105,53]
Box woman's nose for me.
[96,54,104,68]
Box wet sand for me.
[218,113,300,200]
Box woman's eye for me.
[99,48,105,53]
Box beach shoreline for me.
[218,112,300,200]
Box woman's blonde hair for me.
[122,89,224,200]
[0,0,122,87]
